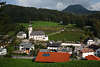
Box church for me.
[28,25,48,41]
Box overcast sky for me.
[2,0,100,11]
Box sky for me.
[2,0,100,11]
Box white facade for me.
[19,45,34,51]
[61,43,81,47]
[0,48,7,55]
[19,43,34,51]
[82,52,94,58]
[87,40,95,45]
[47,47,58,50]
[33,35,48,41]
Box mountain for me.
[63,4,98,14]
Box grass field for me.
[20,21,64,33]
[20,21,63,28]
[0,58,100,67]
[49,31,84,41]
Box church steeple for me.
[28,24,32,39]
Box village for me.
[1,23,100,62]
[1,1,100,67]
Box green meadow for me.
[0,58,100,67]
[49,31,83,41]
[20,21,63,28]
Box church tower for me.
[28,24,32,39]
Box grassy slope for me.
[49,31,83,41]
[20,21,62,28]
[20,21,64,33]
[0,58,100,67]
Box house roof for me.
[30,31,45,35]
[88,45,100,51]
[19,42,33,48]
[0,48,6,52]
[17,31,26,36]
[47,42,61,47]
[81,48,94,53]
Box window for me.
[42,54,50,56]
[97,51,100,54]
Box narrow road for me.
[48,29,65,36]
[12,56,35,59]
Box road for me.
[12,56,36,59]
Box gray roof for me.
[30,31,45,35]
[19,42,33,48]
[40,49,49,52]
[17,31,26,36]
[0,48,3,52]
[47,42,61,47]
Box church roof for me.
[30,31,45,35]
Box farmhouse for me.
[28,25,48,41]
[87,40,95,45]
[81,48,94,58]
[0,46,7,55]
[19,42,34,54]
[17,31,27,39]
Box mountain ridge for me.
[63,4,99,14]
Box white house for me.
[61,43,81,47]
[95,48,100,57]
[17,31,27,39]
[0,47,7,55]
[87,40,95,45]
[81,48,94,58]
[19,42,34,54]
[28,25,48,41]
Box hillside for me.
[1,4,70,23]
